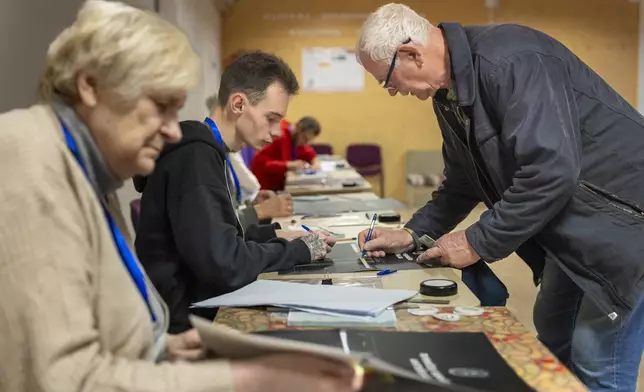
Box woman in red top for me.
[251,116,322,191]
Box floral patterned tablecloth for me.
[215,306,587,392]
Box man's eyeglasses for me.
[383,38,412,89]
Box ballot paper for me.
[287,308,397,328]
[287,225,347,238]
[320,160,343,172]
[292,195,330,202]
[191,280,417,317]
[293,198,406,215]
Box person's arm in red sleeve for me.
[254,140,289,176]
[300,145,320,169]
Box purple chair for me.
[130,198,141,233]
[346,143,384,197]
[311,143,334,155]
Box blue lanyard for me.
[59,120,156,322]
[204,117,241,203]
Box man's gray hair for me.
[355,3,431,65]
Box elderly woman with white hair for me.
[0,2,361,392]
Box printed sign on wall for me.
[301,47,365,92]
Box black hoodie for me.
[134,120,310,333]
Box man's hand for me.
[165,328,206,362]
[253,190,277,205]
[255,193,293,219]
[417,230,480,269]
[314,230,337,247]
[358,228,415,258]
[300,234,332,260]
[276,229,308,241]
[277,229,336,247]
[287,160,310,171]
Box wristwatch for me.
[403,228,437,250]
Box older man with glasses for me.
[355,3,644,392]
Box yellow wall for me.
[222,0,639,200]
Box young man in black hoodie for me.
[134,51,332,333]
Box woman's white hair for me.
[39,0,200,108]
[356,3,431,65]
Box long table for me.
[285,158,372,195]
[214,186,585,392]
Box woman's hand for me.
[232,354,363,392]
[165,328,206,361]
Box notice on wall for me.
[301,47,365,92]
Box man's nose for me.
[269,125,281,139]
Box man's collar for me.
[438,22,476,107]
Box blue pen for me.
[361,213,378,258]
[301,225,313,232]
[377,269,398,276]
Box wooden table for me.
[286,166,372,196]
[291,192,380,202]
[286,181,372,196]
[215,306,587,392]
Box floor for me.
[453,205,644,391]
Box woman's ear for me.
[76,72,98,107]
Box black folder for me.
[278,243,442,275]
[254,330,535,392]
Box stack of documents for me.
[191,280,417,318]
[293,198,406,215]
[287,308,397,328]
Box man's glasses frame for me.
[383,38,412,89]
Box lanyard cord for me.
[204,117,242,203]
[60,119,156,322]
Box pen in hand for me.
[361,213,378,258]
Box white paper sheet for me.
[302,47,365,92]
[287,308,397,327]
[191,280,417,317]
